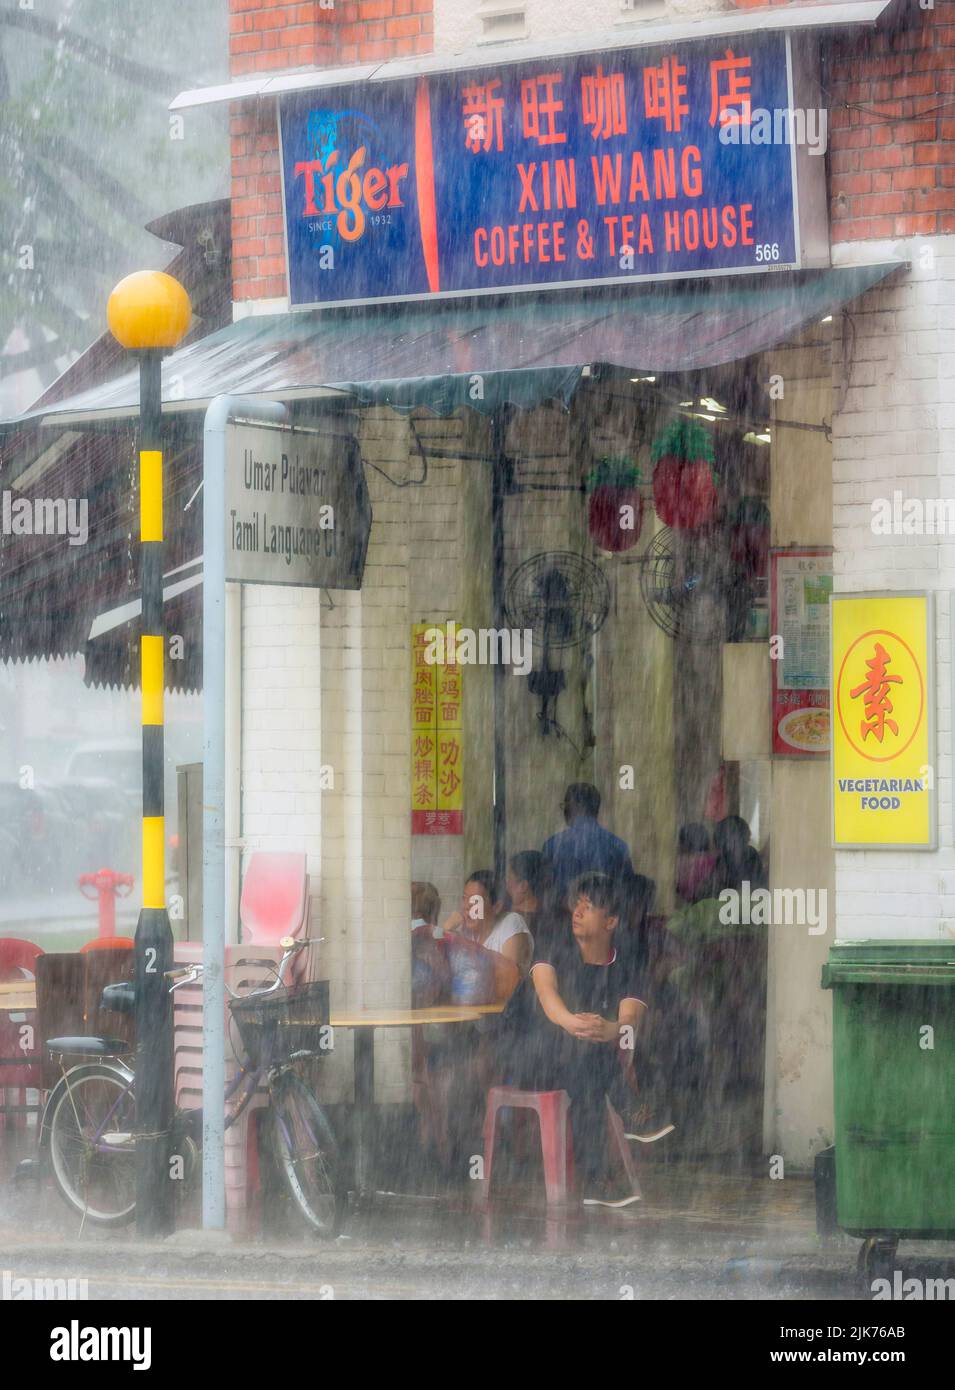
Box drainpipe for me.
[202,394,288,1231]
[490,408,509,885]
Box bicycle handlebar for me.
[164,937,324,997]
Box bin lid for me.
[822,939,955,988]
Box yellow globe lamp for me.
[107,270,192,351]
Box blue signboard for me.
[279,34,801,309]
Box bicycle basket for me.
[229,979,330,1068]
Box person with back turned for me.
[542,782,634,908]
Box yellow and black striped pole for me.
[108,272,191,1238]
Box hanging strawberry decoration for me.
[650,418,719,530]
[585,456,643,552]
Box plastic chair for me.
[172,941,284,1235]
[478,1085,640,1208]
[80,936,134,952]
[240,852,310,990]
[239,852,309,946]
[0,937,44,982]
[0,937,44,1130]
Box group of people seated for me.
[410,784,769,1202]
[410,782,663,1206]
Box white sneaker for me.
[582,1191,642,1208]
[624,1123,676,1144]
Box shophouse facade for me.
[7,0,955,1168]
[184,0,955,1161]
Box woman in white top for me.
[442,869,533,977]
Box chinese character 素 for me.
[849,641,903,744]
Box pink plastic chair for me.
[239,852,309,946]
[240,852,310,988]
[172,941,286,1235]
[0,937,44,1130]
[478,1086,641,1208]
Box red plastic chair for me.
[80,936,134,952]
[0,937,43,982]
[0,937,44,1129]
[239,852,310,987]
[239,852,308,945]
[478,1086,641,1208]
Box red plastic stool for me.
[480,1086,642,1208]
[480,1087,575,1207]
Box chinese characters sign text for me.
[280,35,799,308]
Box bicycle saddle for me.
[46,1037,131,1057]
[101,982,135,1014]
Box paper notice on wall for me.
[770,548,832,758]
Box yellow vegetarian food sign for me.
[831,593,935,848]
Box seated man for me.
[498,871,653,1207]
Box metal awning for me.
[0,259,907,686]
[6,264,906,428]
[170,0,899,110]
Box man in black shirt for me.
[499,871,647,1205]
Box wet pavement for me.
[4,1124,954,1300]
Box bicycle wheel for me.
[47,1063,137,1225]
[268,1072,345,1238]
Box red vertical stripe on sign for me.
[415,79,440,294]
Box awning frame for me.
[170,0,902,111]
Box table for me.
[0,980,36,1013]
[0,980,40,1117]
[330,1004,504,1196]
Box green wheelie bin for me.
[821,940,955,1286]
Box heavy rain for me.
[0,0,953,1350]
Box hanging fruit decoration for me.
[650,418,720,530]
[585,455,643,552]
[729,496,771,580]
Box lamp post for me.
[107,270,192,1237]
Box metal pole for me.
[491,409,509,886]
[135,348,175,1237]
[201,395,287,1230]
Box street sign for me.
[279,33,827,309]
[224,424,371,588]
[831,592,935,849]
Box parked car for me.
[65,739,141,816]
[53,778,138,881]
[0,782,61,891]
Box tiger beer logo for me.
[293,145,410,242]
[836,628,924,762]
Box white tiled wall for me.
[238,407,484,1106]
[831,237,955,941]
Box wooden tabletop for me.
[0,982,503,1027]
[329,1003,504,1029]
[0,980,36,1012]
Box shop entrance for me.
[407,352,808,1165]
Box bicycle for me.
[38,937,346,1236]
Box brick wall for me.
[229,0,434,303]
[829,4,955,242]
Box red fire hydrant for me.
[79,868,136,939]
